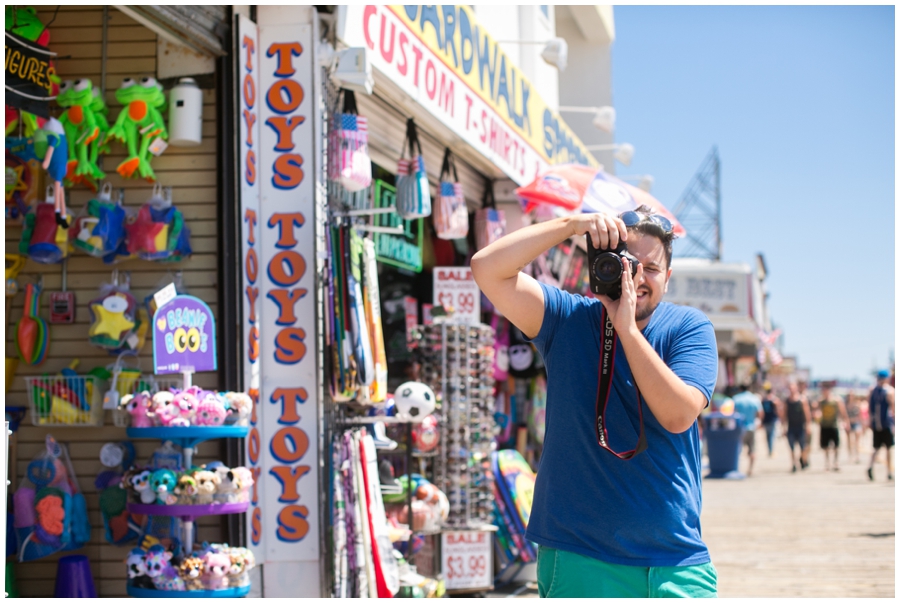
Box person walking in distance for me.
[844,392,864,464]
[472,206,719,598]
[732,383,763,476]
[867,370,894,481]
[817,381,849,472]
[798,381,815,470]
[760,382,781,458]
[782,382,811,473]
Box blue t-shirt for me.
[732,391,762,431]
[526,282,718,567]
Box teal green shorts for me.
[537,546,718,598]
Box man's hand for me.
[597,258,642,337]
[569,213,628,250]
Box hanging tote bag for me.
[434,148,469,240]
[395,119,432,220]
[338,90,372,193]
[474,177,507,250]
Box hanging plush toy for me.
[57,79,105,190]
[105,77,167,181]
[36,117,69,228]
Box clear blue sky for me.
[611,5,895,382]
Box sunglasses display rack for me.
[412,321,495,529]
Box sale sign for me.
[152,295,217,374]
[441,529,493,591]
[433,267,480,325]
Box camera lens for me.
[592,253,623,283]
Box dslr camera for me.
[586,234,639,300]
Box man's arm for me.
[471,213,626,339]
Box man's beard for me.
[635,294,660,323]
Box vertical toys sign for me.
[237,12,265,564]
[258,18,319,563]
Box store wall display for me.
[7,6,224,596]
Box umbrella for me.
[515,164,686,237]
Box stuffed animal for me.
[144,544,185,591]
[56,78,105,188]
[173,389,198,425]
[150,469,178,505]
[125,547,146,579]
[120,391,153,428]
[213,466,238,503]
[105,76,168,181]
[202,551,231,590]
[128,468,156,505]
[174,474,197,505]
[224,391,253,426]
[193,470,220,505]
[179,556,205,591]
[227,550,248,588]
[125,547,155,590]
[230,467,254,503]
[155,400,182,426]
[196,395,227,426]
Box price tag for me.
[154,283,177,309]
[441,530,492,591]
[433,267,480,325]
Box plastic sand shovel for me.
[16,283,49,365]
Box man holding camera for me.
[472,205,718,598]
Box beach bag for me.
[335,90,372,193]
[475,178,506,250]
[14,435,90,561]
[434,148,468,240]
[396,119,431,220]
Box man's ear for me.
[664,266,673,293]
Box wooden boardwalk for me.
[702,426,895,598]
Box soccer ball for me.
[393,381,436,423]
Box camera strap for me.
[596,308,648,460]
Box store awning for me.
[114,5,228,57]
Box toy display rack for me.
[125,425,249,555]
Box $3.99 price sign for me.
[433,267,481,325]
[441,530,492,590]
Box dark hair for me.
[627,205,675,268]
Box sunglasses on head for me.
[619,210,674,235]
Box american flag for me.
[340,114,368,134]
[757,327,783,366]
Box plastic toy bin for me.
[25,375,106,427]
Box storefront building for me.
[5,4,601,598]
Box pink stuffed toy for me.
[202,551,231,590]
[122,391,153,428]
[196,396,227,426]
[172,388,198,426]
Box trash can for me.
[704,412,745,479]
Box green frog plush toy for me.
[105,77,167,181]
[57,79,106,190]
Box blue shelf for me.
[127,584,251,598]
[126,426,249,448]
